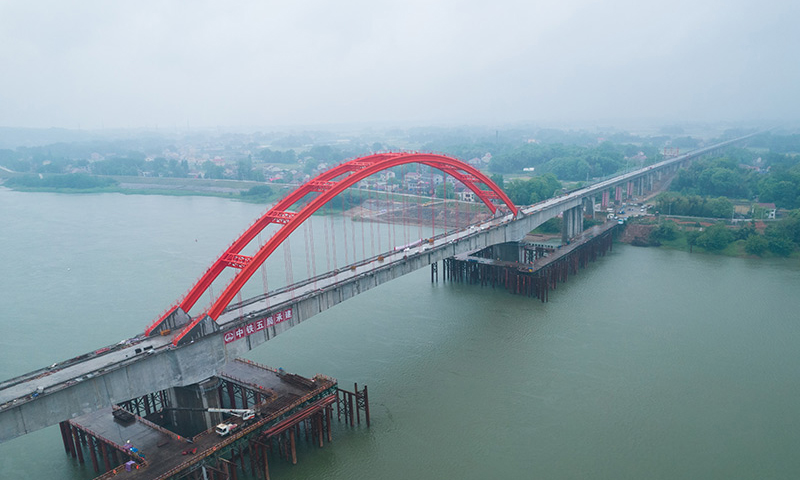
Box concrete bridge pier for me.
[561,205,584,244]
[474,242,522,262]
[167,377,223,437]
[583,196,593,213]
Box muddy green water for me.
[1,189,799,479]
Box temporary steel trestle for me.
[441,223,618,301]
[59,365,371,480]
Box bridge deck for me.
[218,359,318,398]
[71,407,189,478]
[529,221,617,269]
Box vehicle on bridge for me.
[208,407,256,421]
[211,408,256,436]
[215,423,239,436]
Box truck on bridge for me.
[160,406,257,435]
[213,408,256,436]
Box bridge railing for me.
[68,419,149,477]
[222,213,502,316]
[156,383,338,480]
[112,405,188,443]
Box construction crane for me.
[160,406,257,436]
[206,408,255,421]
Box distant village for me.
[50,139,495,202]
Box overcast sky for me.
[1,0,798,129]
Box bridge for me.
[0,132,758,444]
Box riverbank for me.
[0,174,289,203]
[618,220,800,259]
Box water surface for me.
[1,188,799,479]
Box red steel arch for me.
[145,153,516,344]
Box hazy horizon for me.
[2,1,798,130]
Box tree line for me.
[647,212,800,257]
[487,142,661,180]
[5,173,117,190]
[666,149,800,210]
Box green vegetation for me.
[315,189,371,211]
[671,157,750,198]
[258,148,298,164]
[240,184,275,203]
[489,173,504,187]
[5,173,117,190]
[503,173,562,204]
[489,142,659,180]
[0,172,290,202]
[667,149,800,210]
[744,234,768,255]
[630,211,800,257]
[529,216,603,236]
[654,193,733,218]
[694,223,734,251]
[758,167,800,209]
[532,217,561,234]
[635,136,800,257]
[764,210,800,256]
[2,128,799,261]
[90,156,190,177]
[435,182,455,199]
[749,132,800,154]
[583,217,604,229]
[648,221,679,245]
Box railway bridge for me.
[0,132,758,443]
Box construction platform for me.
[440,221,618,300]
[59,359,369,480]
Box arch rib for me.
[148,153,515,342]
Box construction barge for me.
[58,359,369,480]
[438,221,618,300]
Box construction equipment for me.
[207,408,255,421]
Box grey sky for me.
[1,0,798,129]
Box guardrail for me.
[155,382,338,480]
[68,419,148,479]
[112,405,187,443]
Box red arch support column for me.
[144,153,516,344]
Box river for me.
[1,188,800,479]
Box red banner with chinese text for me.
[223,308,293,344]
